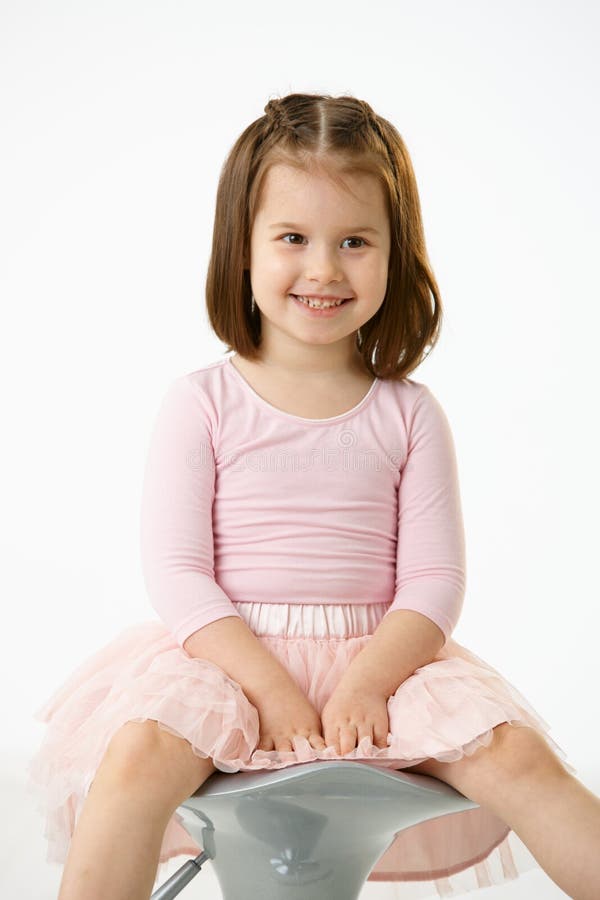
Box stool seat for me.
[153,760,478,900]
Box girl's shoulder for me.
[183,357,230,381]
[381,377,455,435]
[381,374,432,407]
[387,375,426,393]
[169,357,230,396]
[155,358,230,418]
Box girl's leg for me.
[58,721,217,900]
[405,723,600,900]
[490,766,600,900]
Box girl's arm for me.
[332,608,445,698]
[140,375,243,646]
[336,384,466,695]
[140,374,305,699]
[183,615,305,708]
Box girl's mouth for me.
[290,294,353,317]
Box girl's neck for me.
[229,352,376,420]
[250,344,368,381]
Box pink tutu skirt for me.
[27,601,576,898]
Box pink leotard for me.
[140,356,466,647]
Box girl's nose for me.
[302,245,344,285]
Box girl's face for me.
[247,163,391,363]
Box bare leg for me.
[404,725,600,900]
[484,768,600,900]
[58,725,217,900]
[406,727,600,900]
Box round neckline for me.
[225,355,381,424]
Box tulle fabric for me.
[27,601,576,898]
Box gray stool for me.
[151,760,478,899]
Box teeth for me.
[294,295,346,309]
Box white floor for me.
[5,748,584,899]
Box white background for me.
[1,1,598,897]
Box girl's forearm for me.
[182,615,301,709]
[336,609,445,697]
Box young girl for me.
[27,92,600,900]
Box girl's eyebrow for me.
[269,221,380,234]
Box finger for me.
[339,724,357,755]
[308,733,327,751]
[275,739,293,753]
[369,718,388,747]
[324,730,342,755]
[372,726,390,749]
[322,728,338,753]
[356,723,374,747]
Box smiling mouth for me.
[290,294,352,309]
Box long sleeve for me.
[139,375,242,647]
[383,384,466,644]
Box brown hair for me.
[206,92,442,380]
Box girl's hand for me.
[254,683,328,754]
[320,683,391,756]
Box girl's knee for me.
[404,722,566,803]
[485,723,568,782]
[103,720,163,773]
[451,723,567,802]
[101,719,214,792]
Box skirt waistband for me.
[231,601,390,640]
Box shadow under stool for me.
[151,759,478,900]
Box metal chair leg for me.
[150,851,210,900]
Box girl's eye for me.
[281,233,366,249]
